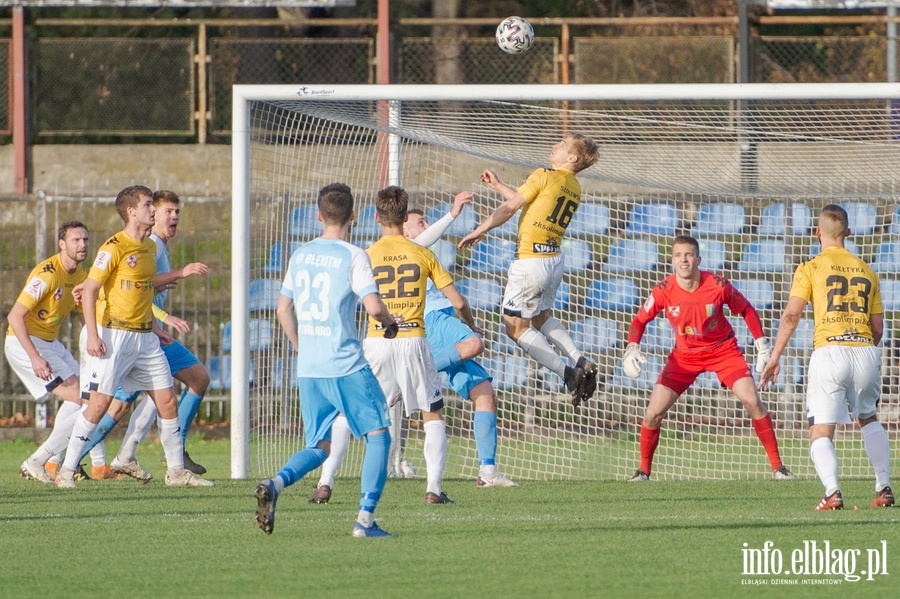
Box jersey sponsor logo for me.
[119,279,154,291]
[93,251,111,270]
[36,308,49,321]
[126,254,138,269]
[53,287,63,301]
[642,295,655,313]
[667,306,680,318]
[532,242,560,254]
[827,334,872,343]
[25,277,48,300]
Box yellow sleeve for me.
[152,304,170,323]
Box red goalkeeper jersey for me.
[628,271,764,352]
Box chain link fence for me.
[755,36,888,83]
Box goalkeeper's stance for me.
[621,235,794,482]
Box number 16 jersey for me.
[790,246,883,349]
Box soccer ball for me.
[495,16,534,55]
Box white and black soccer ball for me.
[495,16,534,55]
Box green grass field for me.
[1,436,897,598]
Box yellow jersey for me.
[88,231,157,332]
[6,254,86,342]
[366,235,453,338]
[515,167,581,259]
[790,246,883,348]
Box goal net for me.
[231,83,900,482]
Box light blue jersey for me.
[283,238,378,378]
[151,233,170,310]
[424,279,451,315]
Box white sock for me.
[810,436,840,496]
[423,419,447,496]
[515,328,566,378]
[357,510,374,528]
[158,417,184,470]
[117,396,158,462]
[317,414,350,488]
[29,400,82,466]
[88,441,106,466]
[62,414,97,471]
[539,317,583,363]
[861,421,892,492]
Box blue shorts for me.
[298,366,390,448]
[112,339,201,403]
[425,307,492,400]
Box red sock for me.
[752,414,783,470]
[639,426,661,475]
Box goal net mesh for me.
[242,93,900,481]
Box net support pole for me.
[230,87,251,479]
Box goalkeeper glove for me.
[622,343,647,379]
[754,337,772,374]
[383,320,399,339]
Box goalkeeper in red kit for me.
[621,235,794,482]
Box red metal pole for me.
[12,7,26,194]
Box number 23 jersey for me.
[366,234,452,339]
[790,246,882,349]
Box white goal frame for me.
[231,82,900,478]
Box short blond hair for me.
[567,133,599,173]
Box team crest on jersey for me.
[93,251,111,270]
[53,287,63,301]
[126,254,138,268]
[667,306,680,317]
[25,277,47,300]
[705,304,716,316]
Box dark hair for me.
[114,185,153,222]
[672,234,700,254]
[375,186,408,226]
[317,182,354,226]
[152,189,180,206]
[58,220,87,242]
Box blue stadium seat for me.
[431,239,457,271]
[351,205,381,238]
[208,356,255,391]
[289,204,319,238]
[728,317,754,350]
[692,203,746,236]
[873,241,900,273]
[488,353,529,391]
[880,279,900,312]
[455,277,502,312]
[222,319,272,353]
[272,357,299,390]
[563,239,593,273]
[553,280,571,311]
[840,202,878,235]
[698,239,727,271]
[571,317,619,355]
[758,202,813,236]
[249,278,282,312]
[426,203,478,237]
[641,317,675,354]
[610,354,664,391]
[605,238,658,274]
[586,277,641,312]
[626,203,679,237]
[737,240,787,273]
[263,241,284,274]
[809,239,858,260]
[568,202,610,238]
[469,238,516,274]
[731,278,775,310]
[890,206,900,236]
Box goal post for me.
[232,83,900,480]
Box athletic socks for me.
[28,400,82,467]
[423,419,447,496]
[810,436,840,496]
[276,447,328,488]
[158,417,184,470]
[358,429,390,525]
[62,414,98,471]
[317,414,351,488]
[539,317,582,363]
[515,328,566,378]
[117,396,158,462]
[473,410,497,466]
[751,414,784,470]
[78,412,119,464]
[177,390,204,443]
[861,421,892,492]
[639,425,661,475]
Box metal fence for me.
[0,16,894,142]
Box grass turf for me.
[1,436,897,598]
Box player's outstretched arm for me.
[154,262,209,291]
[459,174,525,249]
[440,283,481,335]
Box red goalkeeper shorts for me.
[657,337,753,395]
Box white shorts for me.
[502,255,564,319]
[4,335,80,400]
[363,336,443,416]
[806,344,881,424]
[80,326,174,398]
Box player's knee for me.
[458,336,484,361]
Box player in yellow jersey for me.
[363,185,478,504]
[459,134,600,406]
[54,185,212,489]
[760,204,893,510]
[6,221,113,482]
